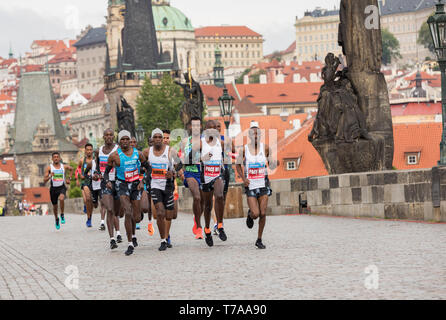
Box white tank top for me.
[202,137,223,184]
[149,146,171,191]
[91,159,102,191]
[245,143,267,190]
[99,145,118,181]
[50,163,65,188]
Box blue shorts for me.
[184,171,201,188]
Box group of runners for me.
[43,117,277,255]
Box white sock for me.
[101,220,104,225]
[132,235,136,239]
[110,237,115,241]
[117,231,121,236]
[161,239,166,243]
[128,242,134,247]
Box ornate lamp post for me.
[428,0,446,165]
[136,124,145,150]
[218,87,236,182]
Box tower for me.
[213,43,225,88]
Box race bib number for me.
[204,165,221,178]
[152,163,168,179]
[125,168,139,182]
[53,173,64,182]
[248,163,266,180]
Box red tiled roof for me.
[195,26,262,38]
[234,97,262,114]
[0,159,18,180]
[201,85,240,107]
[393,123,441,170]
[48,51,76,64]
[91,87,105,103]
[235,82,322,105]
[391,102,442,116]
[0,94,13,101]
[22,187,51,204]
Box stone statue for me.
[309,53,370,144]
[308,0,394,174]
[175,72,204,127]
[117,97,136,138]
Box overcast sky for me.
[0,0,339,58]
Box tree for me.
[270,51,282,62]
[382,29,402,65]
[418,20,435,55]
[136,74,184,136]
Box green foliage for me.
[136,74,184,135]
[382,29,402,65]
[418,18,435,54]
[270,51,282,62]
[249,69,267,84]
[68,161,82,199]
[236,68,252,84]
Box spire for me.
[122,0,160,70]
[213,42,224,88]
[8,42,13,59]
[105,43,111,74]
[159,42,164,57]
[171,38,180,72]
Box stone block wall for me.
[290,168,446,222]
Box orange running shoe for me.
[192,217,198,235]
[147,222,155,236]
[195,227,203,239]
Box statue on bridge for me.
[117,96,136,139]
[175,72,204,128]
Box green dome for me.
[109,1,194,32]
[153,5,194,32]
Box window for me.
[407,154,418,165]
[38,164,46,176]
[287,161,297,171]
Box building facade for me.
[195,26,264,75]
[48,51,77,98]
[73,27,107,97]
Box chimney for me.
[292,119,301,130]
[293,73,301,83]
[298,58,303,66]
[260,74,267,84]
[243,75,249,85]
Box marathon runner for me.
[235,121,277,249]
[76,143,96,228]
[201,120,227,247]
[96,129,122,249]
[141,137,155,236]
[43,152,73,230]
[179,117,204,239]
[104,130,150,256]
[144,129,179,251]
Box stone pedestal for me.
[224,186,244,219]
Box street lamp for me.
[136,124,145,150]
[218,87,236,182]
[428,0,446,165]
[218,87,235,130]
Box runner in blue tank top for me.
[103,130,151,256]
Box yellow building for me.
[195,26,264,75]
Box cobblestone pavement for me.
[0,213,445,300]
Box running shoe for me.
[110,239,118,250]
[255,239,266,249]
[55,218,60,230]
[135,223,140,230]
[117,235,123,243]
[204,230,213,247]
[99,224,106,231]
[86,219,92,228]
[61,214,65,224]
[147,222,154,236]
[246,210,254,229]
[192,217,198,235]
[132,237,138,248]
[195,227,203,240]
[213,224,218,235]
[218,228,227,242]
[125,245,134,256]
[166,235,172,248]
[159,241,168,251]
[83,205,86,214]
